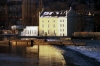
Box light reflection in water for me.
[0,44,66,66]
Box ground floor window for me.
[42,30,44,34]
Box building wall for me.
[39,17,57,36]
[67,7,77,37]
[58,17,67,36]
[39,17,67,36]
[67,16,76,36]
[21,26,38,36]
[74,32,100,37]
[39,7,77,37]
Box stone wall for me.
[74,32,100,37]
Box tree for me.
[0,0,7,6]
[45,1,69,11]
[0,0,8,29]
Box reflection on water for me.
[0,45,39,66]
[0,36,66,66]
[0,35,17,41]
[0,35,36,41]
[0,44,66,66]
[0,45,37,56]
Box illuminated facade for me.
[21,26,38,36]
[39,7,77,36]
[17,7,77,37]
[39,11,67,36]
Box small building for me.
[20,26,38,36]
[84,12,94,32]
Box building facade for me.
[20,26,38,36]
[67,7,77,36]
[39,7,77,37]
[39,11,67,36]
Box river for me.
[0,35,66,66]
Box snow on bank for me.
[67,40,100,62]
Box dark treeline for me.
[43,0,100,11]
[0,0,100,11]
[43,0,100,32]
[0,0,100,31]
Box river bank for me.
[56,39,100,66]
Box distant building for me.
[84,12,94,32]
[39,7,77,37]
[67,7,77,36]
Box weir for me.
[0,39,87,46]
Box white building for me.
[39,7,77,37]
[21,26,38,36]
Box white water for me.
[67,40,100,62]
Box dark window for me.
[48,24,49,27]
[42,30,44,34]
[42,24,44,27]
[48,30,49,34]
[53,24,55,27]
[63,20,64,22]
[54,30,55,34]
[63,24,64,27]
[60,24,62,27]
